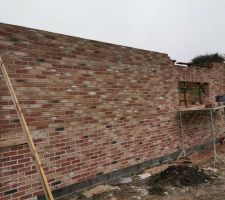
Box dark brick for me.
[10,37,19,42]
[111,160,117,165]
[15,79,25,82]
[51,180,61,186]
[12,119,20,123]
[50,100,60,103]
[36,58,45,62]
[4,189,17,195]
[55,127,64,132]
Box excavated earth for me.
[148,164,214,195]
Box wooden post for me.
[0,57,54,200]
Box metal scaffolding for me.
[178,105,225,167]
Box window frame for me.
[178,81,207,107]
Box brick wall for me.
[0,23,225,199]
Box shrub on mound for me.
[190,53,224,66]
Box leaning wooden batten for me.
[0,57,54,200]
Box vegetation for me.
[190,53,224,66]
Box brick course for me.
[0,23,225,199]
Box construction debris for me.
[138,173,151,180]
[144,164,169,175]
[118,177,133,184]
[83,185,120,198]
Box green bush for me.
[190,53,224,66]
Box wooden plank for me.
[0,137,27,148]
[178,105,225,112]
[0,57,54,200]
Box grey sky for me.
[0,0,224,62]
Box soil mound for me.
[148,165,212,195]
[149,165,211,187]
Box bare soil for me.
[69,143,225,200]
[148,164,213,195]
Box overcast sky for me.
[0,0,224,62]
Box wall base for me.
[38,139,218,200]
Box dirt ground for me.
[69,143,225,200]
